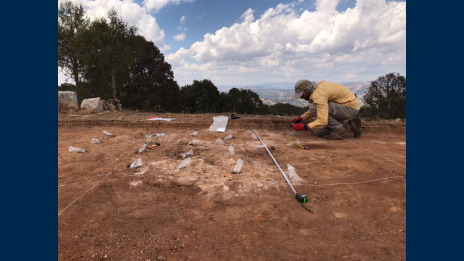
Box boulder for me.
[81,97,103,111]
[58,91,78,111]
[117,104,123,111]
[102,100,109,110]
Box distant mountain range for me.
[218,81,371,108]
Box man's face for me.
[300,91,310,100]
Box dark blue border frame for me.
[3,1,57,259]
[407,1,464,260]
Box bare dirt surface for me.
[58,112,406,261]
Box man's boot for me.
[324,125,347,140]
[349,118,362,138]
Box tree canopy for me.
[124,37,180,112]
[180,79,220,113]
[58,1,179,111]
[361,72,406,119]
[58,1,89,106]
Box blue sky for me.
[58,0,406,87]
[152,0,362,55]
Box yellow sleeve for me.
[301,110,314,121]
[308,97,329,130]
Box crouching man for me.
[290,80,362,139]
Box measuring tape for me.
[253,129,313,214]
[282,135,310,150]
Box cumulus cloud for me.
[180,15,186,23]
[143,0,195,12]
[165,48,192,67]
[314,0,339,13]
[168,0,406,86]
[58,0,170,52]
[58,67,71,85]
[240,8,255,20]
[174,33,186,41]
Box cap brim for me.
[291,91,304,100]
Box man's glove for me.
[291,117,303,124]
[292,124,308,131]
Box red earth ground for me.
[58,112,406,261]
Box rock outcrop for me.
[58,91,78,111]
[81,97,103,111]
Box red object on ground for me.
[148,143,161,149]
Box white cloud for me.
[143,0,195,12]
[314,0,339,13]
[58,67,72,85]
[180,15,186,23]
[347,74,355,78]
[173,33,186,42]
[165,47,191,66]
[58,0,171,52]
[168,0,406,86]
[240,8,255,21]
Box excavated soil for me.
[58,112,406,261]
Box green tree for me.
[124,36,180,112]
[217,92,231,113]
[362,72,406,119]
[181,80,220,113]
[84,8,137,101]
[58,1,89,107]
[58,83,76,92]
[227,88,265,114]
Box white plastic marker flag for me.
[147,117,172,121]
[216,138,226,146]
[103,130,115,137]
[180,149,193,158]
[130,158,143,168]
[176,157,192,169]
[229,146,235,156]
[232,159,244,174]
[287,164,301,179]
[188,140,200,145]
[69,146,85,153]
[138,144,147,154]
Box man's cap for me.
[291,79,316,100]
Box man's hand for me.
[291,117,303,124]
[292,124,308,131]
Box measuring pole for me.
[253,129,297,194]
